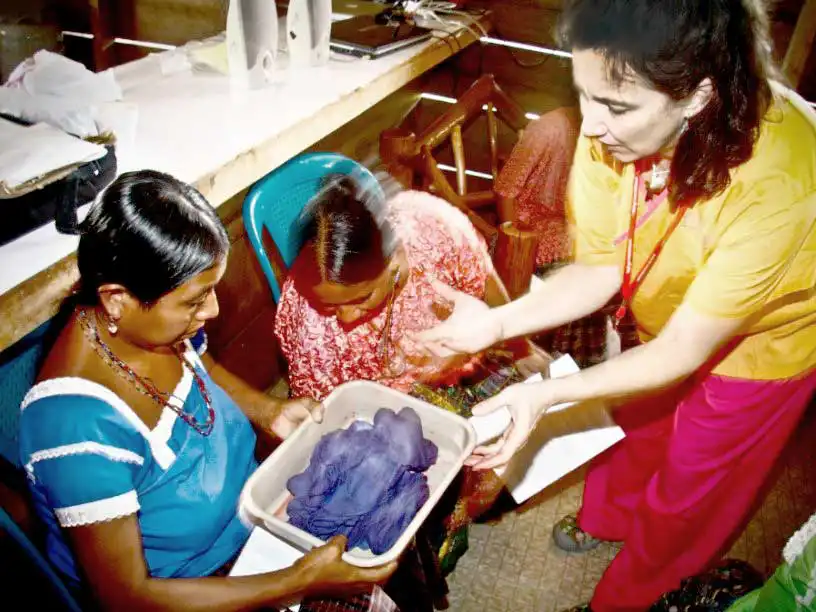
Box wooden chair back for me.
[380,75,539,297]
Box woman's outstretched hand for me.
[414,280,504,359]
[270,397,324,440]
[465,381,553,471]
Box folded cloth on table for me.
[0,87,98,138]
[2,50,123,138]
[5,50,121,103]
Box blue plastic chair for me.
[0,508,83,611]
[242,152,385,303]
[0,327,44,467]
[0,323,84,611]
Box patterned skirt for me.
[298,586,399,612]
[409,351,529,574]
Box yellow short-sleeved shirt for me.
[568,92,816,380]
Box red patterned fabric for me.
[494,107,581,266]
[299,586,399,612]
[275,191,493,401]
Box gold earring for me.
[107,319,118,335]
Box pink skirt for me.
[578,369,816,611]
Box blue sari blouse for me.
[18,331,258,588]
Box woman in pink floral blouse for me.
[274,175,509,401]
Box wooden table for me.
[0,16,487,353]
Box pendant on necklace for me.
[648,162,670,193]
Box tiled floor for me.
[444,404,816,612]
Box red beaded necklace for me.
[78,308,216,436]
[613,171,688,329]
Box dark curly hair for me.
[558,0,776,205]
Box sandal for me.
[560,605,592,612]
[552,515,601,553]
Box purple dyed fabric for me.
[287,407,438,554]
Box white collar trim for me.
[22,376,179,469]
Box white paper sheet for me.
[229,527,304,610]
[500,355,626,503]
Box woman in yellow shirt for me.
[417,0,816,610]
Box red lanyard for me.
[613,172,688,328]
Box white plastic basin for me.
[239,380,477,567]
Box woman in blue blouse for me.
[18,170,395,611]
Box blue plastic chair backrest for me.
[0,322,51,467]
[0,324,83,609]
[242,152,385,302]
[0,508,83,611]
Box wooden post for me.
[88,0,115,70]
[783,0,816,90]
[88,0,140,70]
[486,102,499,180]
[379,127,417,188]
[493,221,539,299]
[496,193,516,225]
[451,123,467,196]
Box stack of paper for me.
[229,527,304,611]
[503,356,625,503]
[0,117,106,192]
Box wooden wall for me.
[465,0,573,114]
[132,0,224,45]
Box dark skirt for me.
[649,559,765,612]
